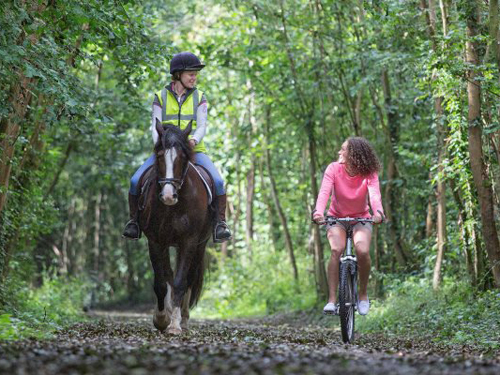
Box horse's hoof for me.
[167,326,182,335]
[153,315,169,332]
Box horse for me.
[137,120,212,335]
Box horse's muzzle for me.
[159,189,178,205]
[159,193,178,206]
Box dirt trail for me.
[0,311,499,374]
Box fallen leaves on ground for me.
[0,311,498,374]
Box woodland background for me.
[1,0,499,346]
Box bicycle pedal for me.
[323,311,335,315]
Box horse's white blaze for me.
[161,148,177,202]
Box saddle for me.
[189,162,215,206]
[138,162,215,211]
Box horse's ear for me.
[183,120,193,139]
[153,118,163,145]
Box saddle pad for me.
[190,162,214,205]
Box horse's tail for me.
[188,241,208,308]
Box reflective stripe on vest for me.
[156,87,207,153]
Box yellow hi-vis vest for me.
[156,86,207,153]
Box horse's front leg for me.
[168,241,196,335]
[149,241,173,332]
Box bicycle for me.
[316,216,376,343]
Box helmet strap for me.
[173,78,188,98]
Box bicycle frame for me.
[341,224,358,310]
[322,216,374,343]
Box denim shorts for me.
[326,221,373,233]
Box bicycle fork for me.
[340,235,358,310]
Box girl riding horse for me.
[123,52,232,243]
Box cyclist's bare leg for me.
[326,226,346,304]
[353,225,372,301]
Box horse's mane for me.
[156,124,194,162]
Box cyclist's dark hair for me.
[345,137,381,176]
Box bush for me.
[192,244,317,318]
[358,276,500,349]
[0,274,91,340]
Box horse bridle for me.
[157,159,190,191]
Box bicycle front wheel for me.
[339,261,356,343]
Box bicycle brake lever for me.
[377,210,386,223]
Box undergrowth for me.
[192,247,317,318]
[358,276,500,350]
[0,275,91,340]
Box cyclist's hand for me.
[372,213,383,224]
[313,213,325,224]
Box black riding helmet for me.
[170,52,205,74]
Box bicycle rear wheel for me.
[339,261,356,343]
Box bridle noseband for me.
[158,159,190,191]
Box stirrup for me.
[213,221,232,243]
[122,220,141,240]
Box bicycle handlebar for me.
[312,210,385,226]
[317,217,374,225]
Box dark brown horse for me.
[138,120,212,335]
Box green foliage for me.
[358,277,500,350]
[0,274,91,341]
[1,0,500,352]
[192,246,316,319]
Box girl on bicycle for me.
[312,137,384,315]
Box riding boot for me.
[213,194,232,243]
[122,193,141,240]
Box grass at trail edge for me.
[357,277,500,351]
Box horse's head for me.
[154,119,193,206]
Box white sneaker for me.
[358,299,370,315]
[323,302,339,315]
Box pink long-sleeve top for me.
[314,162,384,218]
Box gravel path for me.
[0,311,499,374]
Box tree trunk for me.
[449,178,475,285]
[0,1,46,216]
[307,125,329,298]
[264,108,298,281]
[62,198,77,274]
[258,158,278,252]
[47,141,74,195]
[230,107,246,256]
[489,0,500,69]
[279,0,326,296]
[425,192,434,238]
[245,158,255,257]
[465,3,500,287]
[439,0,449,36]
[93,192,102,275]
[381,70,409,268]
[0,76,35,215]
[373,225,383,297]
[433,96,447,290]
[421,0,448,289]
